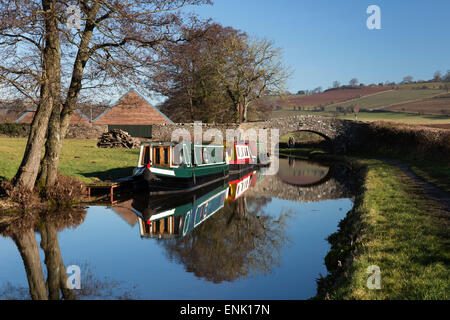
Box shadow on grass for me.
[80,167,135,182]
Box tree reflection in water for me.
[0,209,85,300]
[0,208,137,300]
[161,196,291,283]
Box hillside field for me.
[329,89,446,111]
[266,86,392,109]
[381,94,450,115]
[265,82,450,123]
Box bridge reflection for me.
[278,157,331,187]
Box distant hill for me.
[265,86,392,110]
[328,88,445,111]
[264,82,449,118]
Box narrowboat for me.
[133,142,229,194]
[224,142,253,172]
[133,182,229,239]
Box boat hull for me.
[135,167,229,195]
[228,163,256,173]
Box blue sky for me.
[184,0,450,92]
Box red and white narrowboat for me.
[224,142,253,172]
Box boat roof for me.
[140,141,224,147]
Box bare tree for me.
[332,80,340,88]
[0,0,212,191]
[443,70,450,82]
[433,70,442,82]
[353,105,359,120]
[349,78,358,86]
[218,35,290,123]
[153,23,238,123]
[402,75,414,84]
[153,23,289,123]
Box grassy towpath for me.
[322,157,449,299]
[280,149,449,299]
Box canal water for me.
[0,157,356,300]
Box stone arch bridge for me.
[152,115,370,153]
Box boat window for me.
[164,148,169,165]
[155,148,160,164]
[173,146,183,166]
[194,146,201,165]
[143,146,150,165]
[203,148,209,164]
[183,144,191,165]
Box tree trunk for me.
[38,107,62,188]
[13,86,54,189]
[242,101,249,123]
[12,228,48,300]
[39,2,100,189]
[238,103,243,124]
[12,0,60,191]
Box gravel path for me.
[383,159,450,212]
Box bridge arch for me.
[280,129,333,151]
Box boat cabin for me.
[134,142,227,181]
[225,142,252,165]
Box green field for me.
[328,89,445,111]
[0,138,139,183]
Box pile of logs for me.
[97,129,140,149]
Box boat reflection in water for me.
[132,167,265,239]
[133,182,229,239]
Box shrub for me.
[43,174,84,206]
[0,180,37,211]
[0,123,29,137]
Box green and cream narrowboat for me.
[133,142,229,193]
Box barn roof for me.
[93,89,173,125]
[15,108,91,125]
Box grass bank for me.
[0,138,139,183]
[282,149,449,299]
